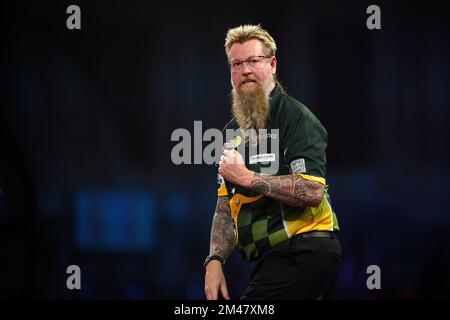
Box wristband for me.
[203,255,225,268]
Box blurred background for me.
[1,0,449,299]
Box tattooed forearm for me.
[250,174,324,208]
[209,195,236,261]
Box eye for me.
[231,61,242,68]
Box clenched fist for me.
[218,150,253,188]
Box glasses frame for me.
[229,55,272,72]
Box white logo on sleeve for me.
[290,158,306,174]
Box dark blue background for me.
[2,0,449,299]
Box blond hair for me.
[225,24,277,58]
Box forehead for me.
[228,39,265,60]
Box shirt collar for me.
[269,83,282,110]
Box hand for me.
[218,150,253,188]
[204,260,230,300]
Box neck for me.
[265,79,277,97]
[268,80,276,93]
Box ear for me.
[270,56,277,74]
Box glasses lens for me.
[230,56,268,71]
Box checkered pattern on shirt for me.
[235,198,290,261]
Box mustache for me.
[240,78,259,85]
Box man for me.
[204,25,342,300]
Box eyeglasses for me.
[229,55,271,71]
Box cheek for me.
[231,73,241,86]
[254,70,270,82]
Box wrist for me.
[205,260,223,271]
[241,170,255,188]
[203,254,225,269]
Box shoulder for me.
[274,91,326,133]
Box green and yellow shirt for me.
[217,84,340,261]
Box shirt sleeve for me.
[217,173,228,196]
[283,115,328,184]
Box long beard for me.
[231,80,272,137]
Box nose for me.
[241,61,252,76]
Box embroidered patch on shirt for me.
[290,158,306,173]
[249,153,276,164]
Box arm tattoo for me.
[250,174,324,208]
[209,195,236,261]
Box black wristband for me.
[203,255,225,268]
